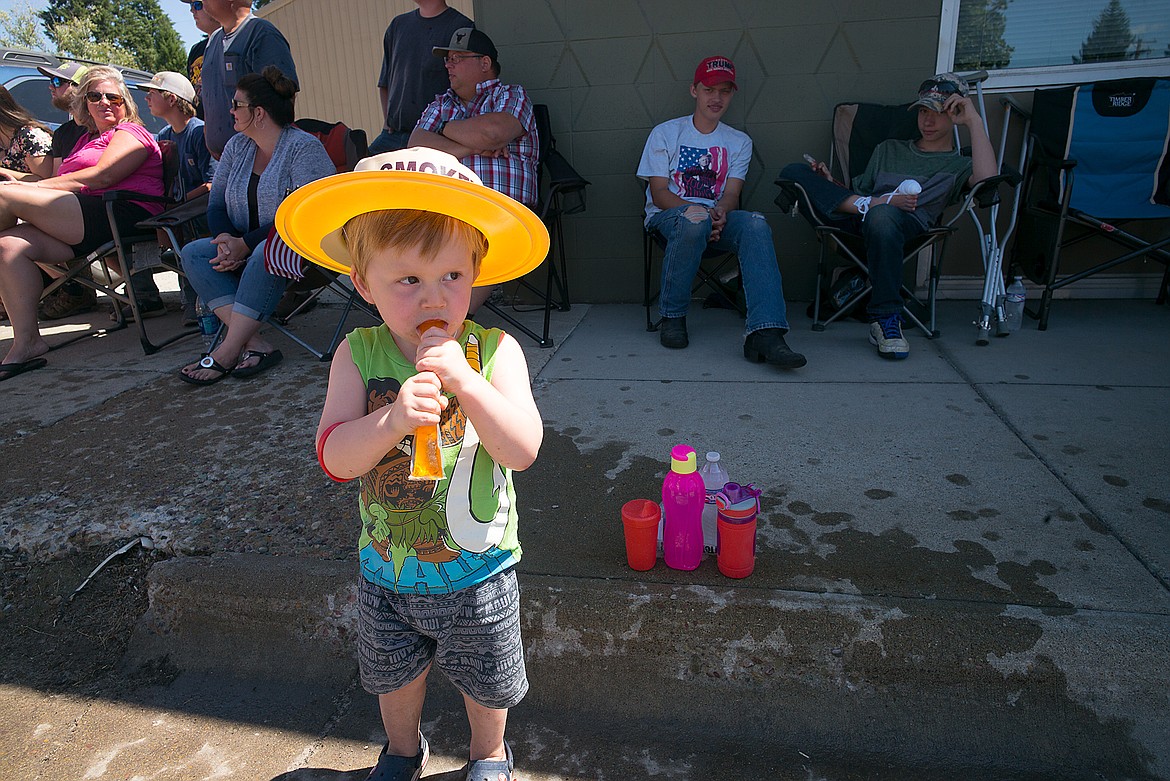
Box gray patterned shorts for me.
[356,568,528,709]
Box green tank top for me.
[346,321,521,594]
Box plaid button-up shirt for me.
[417,78,539,208]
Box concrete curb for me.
[126,553,1169,778]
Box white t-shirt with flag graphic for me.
[637,115,753,225]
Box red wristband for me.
[316,422,351,483]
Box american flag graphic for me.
[264,227,307,281]
[673,144,729,202]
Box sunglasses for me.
[85,91,125,106]
[190,0,203,9]
[443,53,483,65]
[230,99,254,110]
[919,78,963,96]
[49,76,68,88]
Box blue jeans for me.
[646,206,790,334]
[779,163,927,316]
[368,129,413,155]
[180,237,288,321]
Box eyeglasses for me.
[919,78,964,96]
[230,99,255,110]
[190,0,203,9]
[85,91,125,106]
[49,76,68,89]
[443,53,482,65]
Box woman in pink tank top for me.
[0,65,165,382]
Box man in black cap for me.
[409,27,538,210]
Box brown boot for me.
[39,285,97,320]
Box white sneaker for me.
[869,315,909,360]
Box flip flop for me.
[232,349,283,379]
[0,357,48,382]
[178,354,233,386]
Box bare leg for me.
[463,694,508,762]
[0,184,86,244]
[378,665,430,756]
[0,227,75,366]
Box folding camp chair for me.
[1010,77,1170,330]
[481,103,589,348]
[642,229,744,332]
[39,139,194,355]
[774,102,958,337]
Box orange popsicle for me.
[408,319,448,481]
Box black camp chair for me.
[481,103,589,348]
[1010,77,1170,329]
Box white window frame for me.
[937,0,1170,92]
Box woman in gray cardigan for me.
[180,66,334,385]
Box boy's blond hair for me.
[344,209,488,284]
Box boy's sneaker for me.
[869,314,909,360]
[463,740,514,781]
[367,733,429,781]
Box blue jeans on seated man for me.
[180,237,289,322]
[368,129,413,156]
[779,163,928,317]
[646,205,791,335]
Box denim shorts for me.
[356,567,528,709]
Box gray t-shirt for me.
[377,7,472,133]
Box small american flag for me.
[264,226,306,281]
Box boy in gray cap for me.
[780,73,995,360]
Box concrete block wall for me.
[473,0,945,303]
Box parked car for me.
[0,47,166,134]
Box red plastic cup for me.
[716,511,756,578]
[621,499,661,571]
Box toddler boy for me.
[276,147,549,781]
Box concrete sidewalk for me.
[1,296,1168,780]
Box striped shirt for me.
[417,79,539,208]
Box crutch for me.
[961,72,1028,344]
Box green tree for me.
[52,17,135,69]
[40,0,185,72]
[954,0,1014,71]
[0,2,48,51]
[1073,0,1139,64]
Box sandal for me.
[178,354,233,386]
[463,740,514,781]
[0,357,48,382]
[232,348,283,379]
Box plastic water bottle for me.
[662,444,705,571]
[699,452,729,554]
[1003,276,1026,333]
[196,298,219,351]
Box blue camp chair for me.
[1011,77,1170,329]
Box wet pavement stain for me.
[946,473,972,486]
[1142,498,1169,514]
[1103,475,1130,487]
[865,489,895,500]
